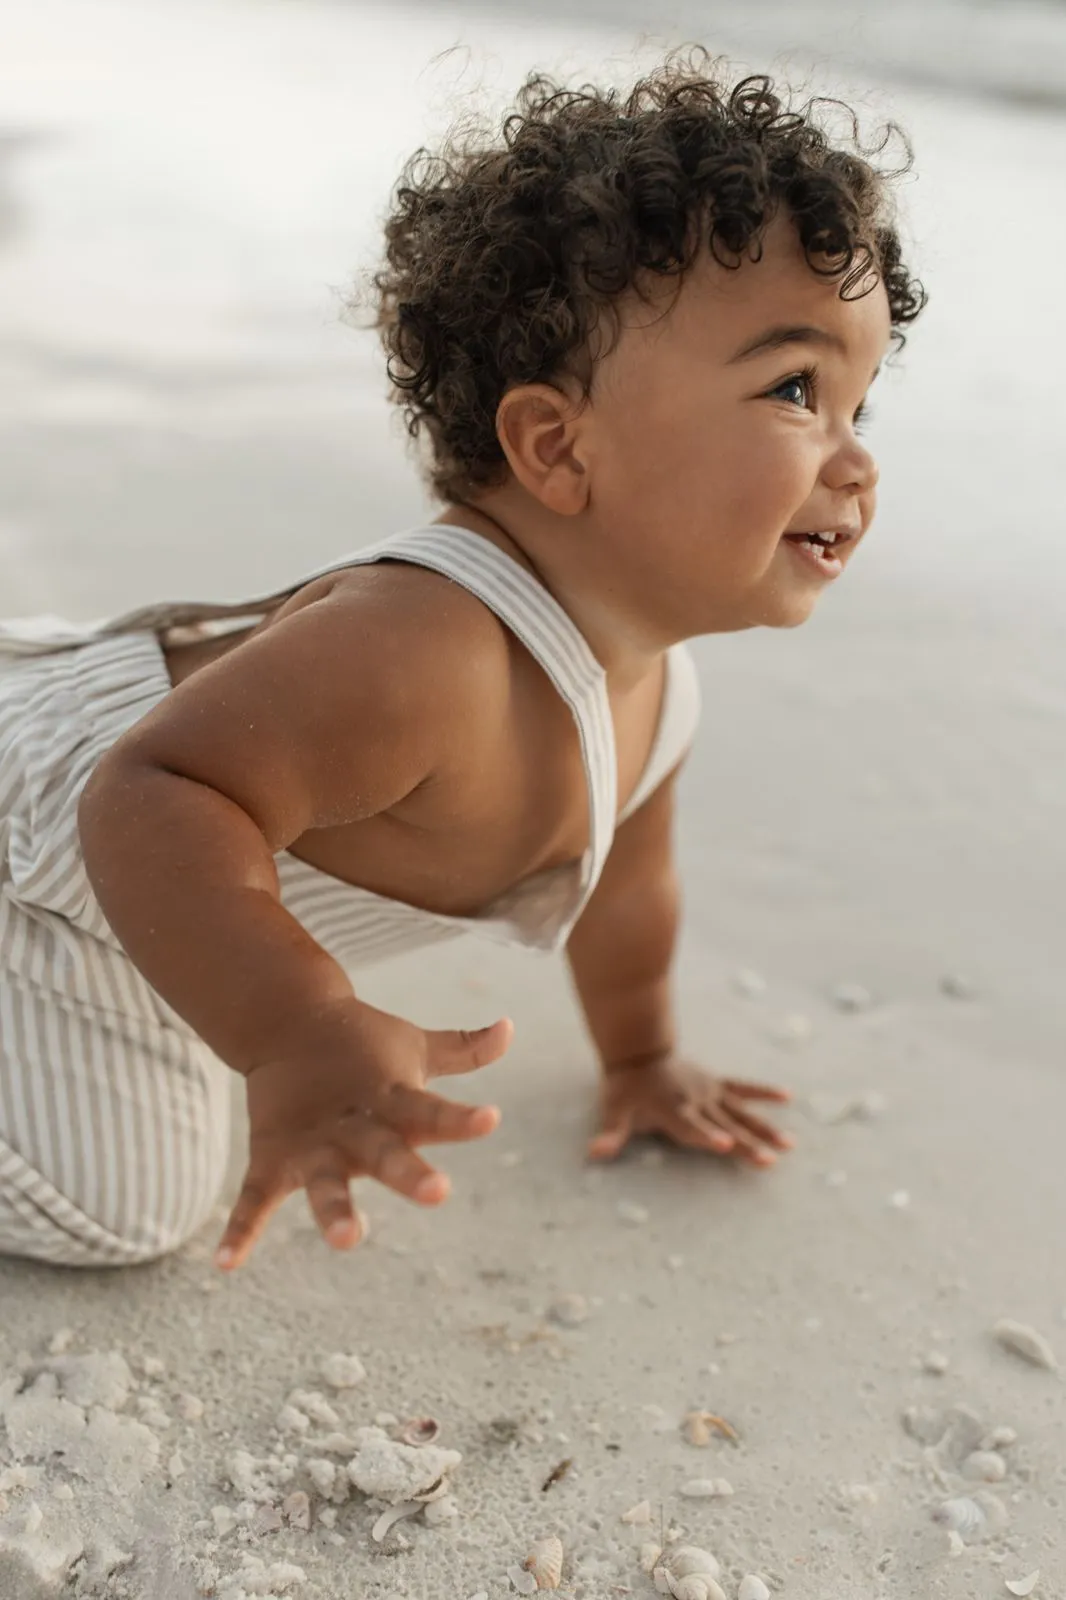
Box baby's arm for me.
[78,578,512,1265]
[565,766,793,1165]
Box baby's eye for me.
[770,373,814,409]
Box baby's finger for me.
[304,1153,364,1251]
[587,1111,634,1161]
[424,1018,514,1078]
[215,1169,286,1271]
[357,1124,451,1206]
[670,1104,735,1154]
[722,1100,795,1150]
[387,1085,501,1145]
[720,1078,792,1103]
[703,1107,777,1166]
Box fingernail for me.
[326,1220,354,1247]
[215,1247,234,1270]
[415,1175,445,1202]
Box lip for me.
[781,533,852,580]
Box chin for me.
[753,592,820,630]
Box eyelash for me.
[771,364,872,434]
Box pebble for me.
[889,1190,911,1210]
[283,1490,311,1530]
[940,973,977,1000]
[831,983,873,1012]
[317,1506,337,1528]
[617,1200,649,1226]
[168,1450,187,1480]
[731,968,767,998]
[320,1353,367,1390]
[211,1505,239,1537]
[773,1013,813,1044]
[679,1478,733,1498]
[140,1356,166,1379]
[548,1294,590,1327]
[178,1393,205,1422]
[923,1351,950,1376]
[46,1329,75,1357]
[306,1459,337,1498]
[666,1254,685,1270]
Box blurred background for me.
[2,0,1063,1058]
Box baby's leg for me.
[0,919,230,1268]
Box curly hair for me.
[363,47,926,504]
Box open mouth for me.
[781,529,854,578]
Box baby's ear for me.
[494,382,590,516]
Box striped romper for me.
[0,524,700,1268]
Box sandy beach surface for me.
[1,1,1065,1596]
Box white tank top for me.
[0,524,701,977]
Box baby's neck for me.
[433,498,670,691]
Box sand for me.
[2,1,1065,1596]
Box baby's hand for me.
[215,1001,511,1269]
[588,1053,793,1167]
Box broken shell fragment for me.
[992,1320,1058,1372]
[508,1565,539,1595]
[681,1412,739,1448]
[1005,1574,1040,1597]
[738,1580,771,1600]
[523,1534,563,1589]
[639,1543,663,1574]
[621,1499,652,1524]
[962,1450,1007,1483]
[679,1478,733,1499]
[399,1417,441,1448]
[371,1500,422,1542]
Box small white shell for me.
[659,1547,721,1581]
[738,1580,771,1600]
[523,1534,563,1590]
[621,1499,652,1524]
[371,1500,422,1542]
[507,1565,539,1595]
[992,1320,1059,1372]
[399,1417,441,1448]
[679,1478,733,1499]
[962,1450,1007,1483]
[1005,1574,1040,1597]
[933,1496,986,1536]
[670,1578,726,1600]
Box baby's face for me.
[583,210,892,634]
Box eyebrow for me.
[727,323,850,363]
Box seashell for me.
[946,1529,965,1557]
[670,1578,726,1600]
[681,1412,739,1448]
[933,1496,986,1536]
[621,1499,653,1524]
[523,1534,563,1589]
[679,1477,733,1499]
[739,1580,771,1600]
[371,1500,422,1542]
[1005,1573,1040,1597]
[346,1427,461,1503]
[962,1450,1007,1483]
[399,1417,441,1448]
[992,1319,1058,1372]
[658,1547,721,1581]
[507,1565,539,1595]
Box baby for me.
[0,49,924,1273]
